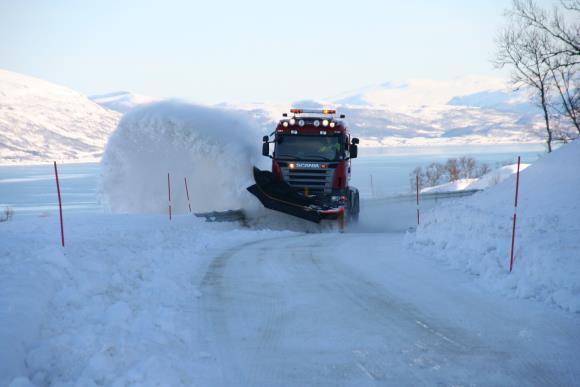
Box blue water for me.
[0,163,102,216]
[0,144,546,216]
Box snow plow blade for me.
[194,210,246,223]
[247,167,323,223]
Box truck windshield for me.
[275,135,342,161]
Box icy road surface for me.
[197,232,579,386]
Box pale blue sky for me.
[0,0,554,104]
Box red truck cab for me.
[259,108,360,221]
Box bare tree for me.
[502,0,580,141]
[425,162,445,186]
[458,156,477,179]
[510,0,580,58]
[445,159,461,181]
[476,163,492,177]
[549,56,580,134]
[495,25,555,151]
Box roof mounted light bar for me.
[289,108,337,115]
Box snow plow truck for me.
[247,108,360,223]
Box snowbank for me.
[409,140,580,312]
[420,178,478,193]
[420,163,531,194]
[467,163,530,190]
[100,101,265,214]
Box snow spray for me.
[509,156,521,272]
[99,101,262,215]
[53,161,65,247]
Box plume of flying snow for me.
[100,101,267,214]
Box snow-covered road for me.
[2,212,579,386]
[196,231,580,386]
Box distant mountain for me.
[89,91,157,113]
[317,75,544,145]
[0,70,546,165]
[330,76,508,107]
[0,69,121,164]
[447,89,539,114]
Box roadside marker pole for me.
[509,156,521,272]
[416,174,420,226]
[168,173,172,220]
[338,207,345,233]
[184,177,192,213]
[53,161,65,247]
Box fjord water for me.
[0,144,545,216]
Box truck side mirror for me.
[262,135,269,142]
[350,144,358,159]
[350,138,359,158]
[262,141,270,157]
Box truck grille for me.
[280,163,336,193]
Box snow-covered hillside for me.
[410,140,580,312]
[89,91,157,113]
[0,69,120,164]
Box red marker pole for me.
[416,174,420,226]
[509,156,521,272]
[184,177,192,213]
[168,173,172,220]
[53,161,65,247]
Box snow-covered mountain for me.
[447,89,538,114]
[0,69,121,164]
[317,75,543,145]
[235,76,545,147]
[89,91,157,113]
[330,76,508,107]
[0,70,545,165]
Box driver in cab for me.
[318,138,340,158]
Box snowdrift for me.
[420,163,531,193]
[100,101,264,214]
[410,140,580,312]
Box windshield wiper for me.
[303,155,333,161]
[276,154,304,160]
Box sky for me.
[0,0,556,104]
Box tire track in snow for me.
[199,235,301,386]
[197,231,570,386]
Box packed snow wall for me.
[410,139,580,312]
[100,101,266,214]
